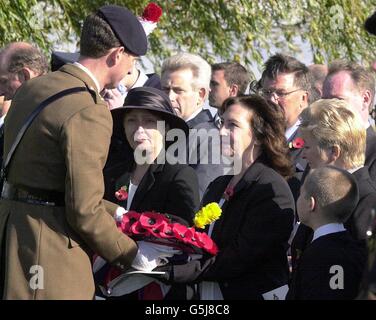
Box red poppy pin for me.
[289,137,305,149]
[115,186,128,201]
[223,186,234,201]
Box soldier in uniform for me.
[0,5,147,299]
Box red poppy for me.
[142,3,163,23]
[115,188,128,201]
[159,223,175,239]
[118,211,141,234]
[139,212,169,229]
[172,223,190,242]
[195,232,219,255]
[291,137,305,149]
[184,227,201,247]
[223,186,234,201]
[130,221,149,235]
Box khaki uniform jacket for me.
[0,64,137,299]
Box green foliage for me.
[0,0,375,73]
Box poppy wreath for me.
[117,211,219,255]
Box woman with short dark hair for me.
[162,94,295,300]
[104,86,199,224]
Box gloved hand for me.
[131,241,182,272]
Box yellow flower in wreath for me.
[193,202,222,229]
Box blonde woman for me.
[291,99,376,278]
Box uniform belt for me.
[1,182,65,207]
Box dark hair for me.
[80,13,122,58]
[6,45,48,75]
[212,62,250,94]
[222,94,293,178]
[326,59,375,105]
[303,166,359,222]
[261,53,316,103]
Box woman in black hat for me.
[97,86,200,300]
[104,86,199,223]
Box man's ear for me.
[229,84,239,97]
[197,87,208,106]
[362,89,372,112]
[18,68,33,83]
[309,196,316,212]
[108,47,124,67]
[300,91,309,109]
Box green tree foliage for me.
[0,0,375,72]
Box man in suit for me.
[260,54,317,178]
[0,42,48,178]
[209,62,251,128]
[161,53,225,198]
[0,5,148,299]
[287,166,367,300]
[322,60,376,182]
[364,9,376,300]
[0,42,48,103]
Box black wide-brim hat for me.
[51,51,79,72]
[111,87,189,140]
[365,11,376,35]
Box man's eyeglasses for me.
[261,88,302,99]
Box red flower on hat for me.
[142,3,163,23]
[115,186,128,201]
[289,137,305,149]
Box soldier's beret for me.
[97,5,147,56]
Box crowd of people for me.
[0,4,375,300]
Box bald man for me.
[0,42,48,102]
[0,42,48,189]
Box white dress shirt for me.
[126,181,138,211]
[0,113,6,128]
[73,62,101,92]
[312,223,346,243]
[285,120,301,141]
[185,107,204,123]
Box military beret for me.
[365,11,376,35]
[97,5,147,56]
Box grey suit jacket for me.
[187,109,225,199]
